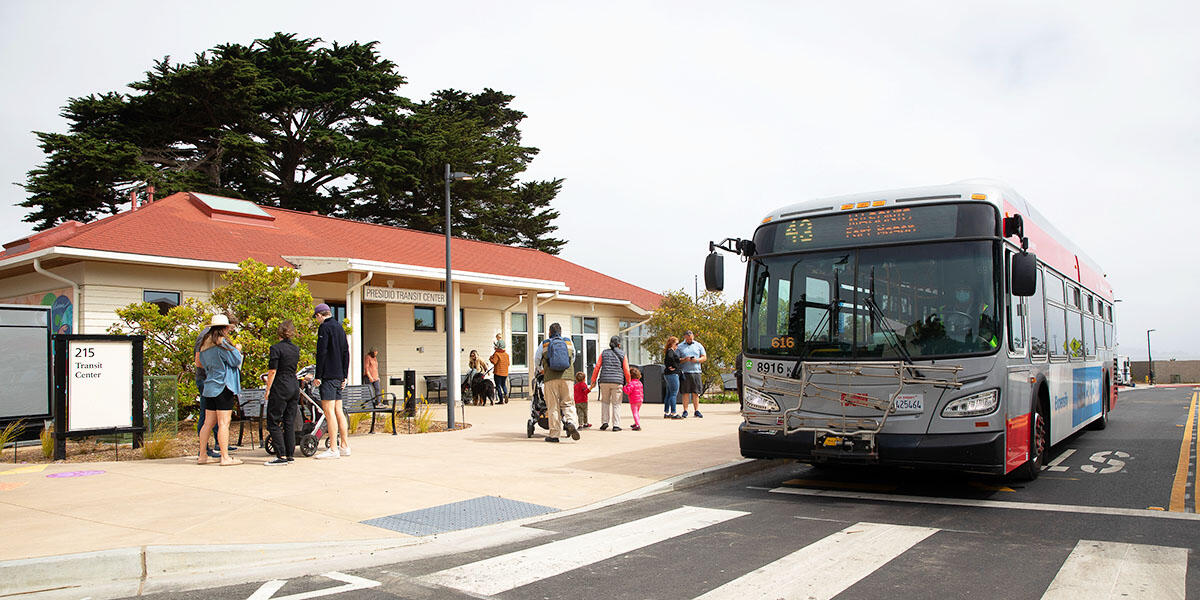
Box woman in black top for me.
[663,336,681,419]
[263,320,300,466]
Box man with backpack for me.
[539,322,581,443]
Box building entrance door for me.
[572,316,599,378]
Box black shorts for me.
[203,388,237,411]
[680,372,703,394]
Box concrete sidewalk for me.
[1,401,749,564]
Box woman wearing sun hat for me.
[196,314,244,466]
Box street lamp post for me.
[445,164,473,429]
[1147,328,1156,385]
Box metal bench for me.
[340,383,399,435]
[236,388,266,449]
[424,375,448,403]
[508,372,530,399]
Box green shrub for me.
[141,429,175,459]
[413,398,435,433]
[0,420,26,461]
[40,424,53,458]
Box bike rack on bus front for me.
[743,361,963,459]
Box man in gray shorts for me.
[676,330,707,418]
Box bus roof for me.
[758,179,1113,301]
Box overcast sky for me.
[1,1,1196,361]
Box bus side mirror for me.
[1012,251,1037,296]
[704,251,724,292]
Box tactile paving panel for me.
[362,495,558,535]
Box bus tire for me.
[1089,373,1110,431]
[1011,396,1047,482]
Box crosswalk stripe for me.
[1041,540,1187,600]
[418,505,749,596]
[692,521,937,600]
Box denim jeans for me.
[663,373,680,414]
[494,375,508,402]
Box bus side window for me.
[1029,268,1048,357]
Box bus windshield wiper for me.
[865,268,915,367]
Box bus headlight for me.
[941,389,999,418]
[744,388,781,412]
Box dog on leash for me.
[462,373,497,406]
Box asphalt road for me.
[130,385,1200,600]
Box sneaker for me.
[631,425,641,431]
[612,426,622,432]
[664,414,671,419]
[340,447,352,457]
[206,449,221,459]
[695,411,704,418]
[315,448,340,459]
[600,423,609,431]
[565,423,580,441]
[670,413,680,419]
[264,457,289,466]
[681,411,688,418]
[581,423,592,429]
[285,457,295,462]
[226,446,238,452]
[545,436,559,443]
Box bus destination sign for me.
[757,203,989,253]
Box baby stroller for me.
[526,373,547,438]
[263,365,328,457]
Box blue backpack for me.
[545,336,571,371]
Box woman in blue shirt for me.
[196,314,244,466]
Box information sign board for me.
[66,339,134,430]
[52,334,144,460]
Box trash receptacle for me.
[640,364,664,404]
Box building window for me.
[414,306,437,331]
[447,307,465,332]
[619,319,651,365]
[143,290,180,315]
[537,314,546,345]
[512,313,528,367]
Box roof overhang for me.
[554,293,652,316]
[283,256,572,293]
[0,246,241,274]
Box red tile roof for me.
[1,192,662,311]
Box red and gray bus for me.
[704,180,1116,479]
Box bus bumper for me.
[739,424,1006,473]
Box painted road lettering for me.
[1080,451,1129,474]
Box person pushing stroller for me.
[537,322,580,443]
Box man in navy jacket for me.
[313,303,351,459]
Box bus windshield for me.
[746,240,1000,359]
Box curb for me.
[0,457,786,599]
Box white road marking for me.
[246,580,286,600]
[1041,540,1186,600]
[244,572,379,600]
[418,505,748,596]
[769,486,1200,521]
[1044,448,1076,472]
[693,522,937,600]
[1080,450,1129,474]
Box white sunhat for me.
[210,314,230,327]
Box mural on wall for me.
[0,288,73,333]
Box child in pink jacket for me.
[623,367,644,431]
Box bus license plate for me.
[893,393,923,412]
